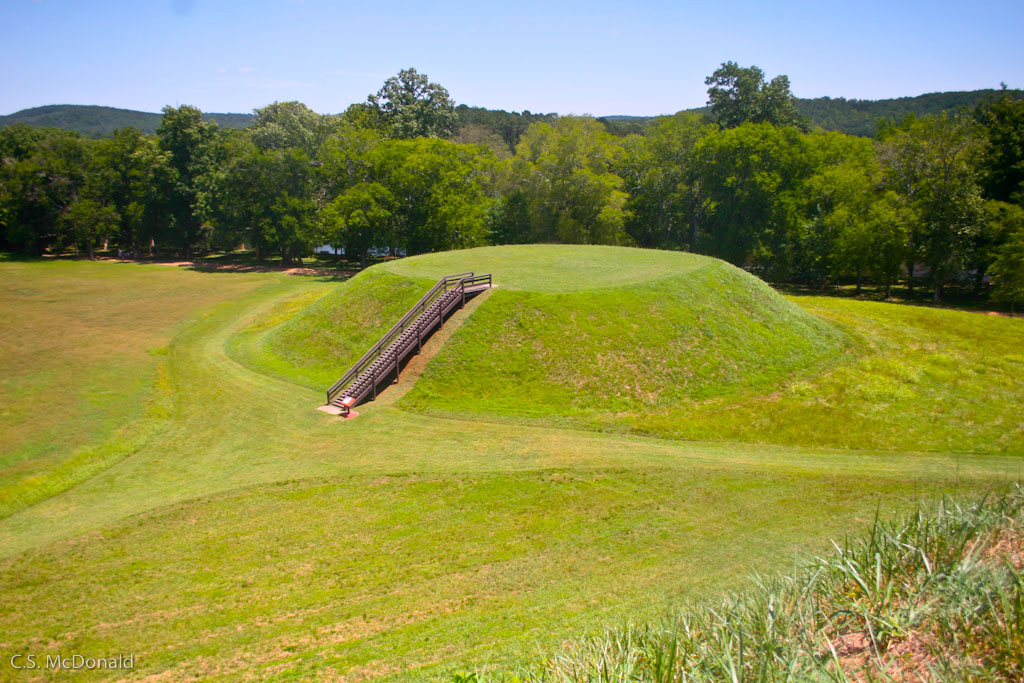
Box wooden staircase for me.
[323,272,492,415]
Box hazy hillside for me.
[603,88,1023,137]
[0,104,255,137]
[3,89,1021,140]
[795,88,1023,136]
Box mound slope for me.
[398,250,848,427]
[234,269,435,390]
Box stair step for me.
[326,273,491,409]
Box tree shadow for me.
[775,282,1014,316]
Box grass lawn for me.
[0,259,274,520]
[0,246,1021,681]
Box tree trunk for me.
[855,270,862,295]
[360,251,367,270]
[885,282,892,299]
[933,280,942,304]
[906,259,914,292]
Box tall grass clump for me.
[465,485,1024,682]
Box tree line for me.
[2,64,1023,307]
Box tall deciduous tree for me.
[880,114,984,301]
[366,138,493,253]
[58,198,119,259]
[975,93,1024,205]
[499,116,631,245]
[321,182,395,267]
[0,127,91,254]
[989,223,1024,315]
[157,105,222,259]
[705,62,808,130]
[367,68,456,139]
[693,122,811,276]
[249,101,339,156]
[91,127,171,254]
[619,113,715,249]
[220,143,319,265]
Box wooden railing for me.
[325,272,491,406]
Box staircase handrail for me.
[326,272,475,405]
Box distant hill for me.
[4,90,1022,140]
[0,105,255,137]
[795,89,1023,137]
[602,89,1024,137]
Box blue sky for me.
[2,0,1022,117]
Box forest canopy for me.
[2,64,1023,306]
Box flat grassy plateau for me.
[0,246,1021,681]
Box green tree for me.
[880,114,985,301]
[705,62,808,130]
[798,131,891,287]
[58,198,119,259]
[318,121,383,198]
[220,144,319,264]
[618,112,715,249]
[989,224,1024,315]
[693,122,811,276]
[249,101,338,156]
[157,105,222,259]
[972,200,1024,293]
[90,127,171,255]
[367,68,457,139]
[499,116,631,245]
[0,127,91,254]
[830,190,912,296]
[367,138,493,253]
[975,93,1024,205]
[320,182,395,267]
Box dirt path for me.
[373,287,496,407]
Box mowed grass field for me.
[0,246,1022,681]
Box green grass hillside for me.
[392,247,848,422]
[229,269,433,390]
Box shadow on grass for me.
[0,251,47,262]
[775,282,1015,317]
[0,250,360,283]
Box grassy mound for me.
[396,247,848,427]
[246,244,1024,454]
